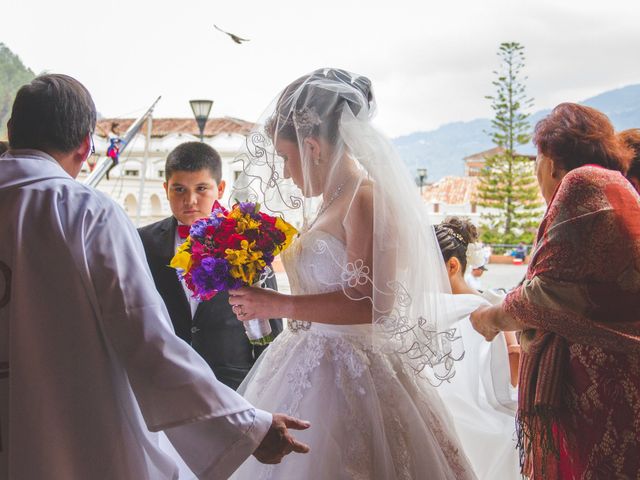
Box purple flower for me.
[190,257,231,294]
[238,202,261,219]
[189,218,209,238]
[225,276,245,290]
[210,207,226,224]
[262,252,274,266]
[238,202,256,214]
[190,214,223,239]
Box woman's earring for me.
[314,156,321,166]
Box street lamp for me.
[189,99,214,142]
[417,167,428,195]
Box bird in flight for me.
[214,25,250,44]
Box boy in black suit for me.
[139,142,282,389]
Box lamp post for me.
[417,167,428,195]
[189,99,214,142]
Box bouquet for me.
[170,201,297,344]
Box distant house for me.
[421,147,537,224]
[421,176,480,223]
[463,146,536,176]
[79,117,254,226]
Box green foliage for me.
[0,43,35,140]
[478,42,543,244]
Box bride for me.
[227,68,480,479]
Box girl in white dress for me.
[434,217,521,479]
[226,69,479,479]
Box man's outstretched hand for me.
[253,413,311,464]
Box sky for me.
[4,0,640,137]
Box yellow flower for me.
[225,240,266,285]
[274,217,298,255]
[235,215,261,234]
[170,239,192,272]
[228,207,243,220]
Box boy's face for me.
[164,169,225,226]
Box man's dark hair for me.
[8,74,96,153]
[165,142,222,182]
[0,141,8,155]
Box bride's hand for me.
[229,286,290,320]
[470,305,500,342]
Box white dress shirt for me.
[0,150,271,479]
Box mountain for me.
[0,43,35,139]
[393,84,640,182]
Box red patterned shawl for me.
[503,165,640,479]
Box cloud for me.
[3,0,640,137]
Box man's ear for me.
[67,134,92,177]
[163,181,169,199]
[75,134,92,164]
[217,180,226,199]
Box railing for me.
[487,243,531,256]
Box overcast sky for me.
[4,0,640,137]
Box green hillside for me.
[0,43,35,140]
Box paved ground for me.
[275,262,527,295]
[477,263,527,292]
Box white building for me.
[78,117,254,227]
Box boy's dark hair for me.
[8,74,96,152]
[165,142,222,182]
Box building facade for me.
[78,117,254,227]
[421,147,538,224]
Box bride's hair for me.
[265,68,373,144]
[435,217,478,273]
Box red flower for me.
[260,213,277,227]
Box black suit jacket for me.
[138,216,282,390]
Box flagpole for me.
[84,96,161,188]
[135,114,153,226]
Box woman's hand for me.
[229,286,291,321]
[470,305,501,342]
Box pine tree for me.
[478,42,542,245]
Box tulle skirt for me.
[231,322,477,480]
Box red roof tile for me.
[95,117,255,138]
[422,176,479,205]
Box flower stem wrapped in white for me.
[242,267,275,345]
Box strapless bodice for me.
[281,229,348,295]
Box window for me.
[124,194,138,214]
[124,169,139,177]
[158,170,165,178]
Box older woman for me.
[471,103,640,479]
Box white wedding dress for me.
[437,291,520,479]
[231,230,477,480]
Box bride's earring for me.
[314,155,321,166]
